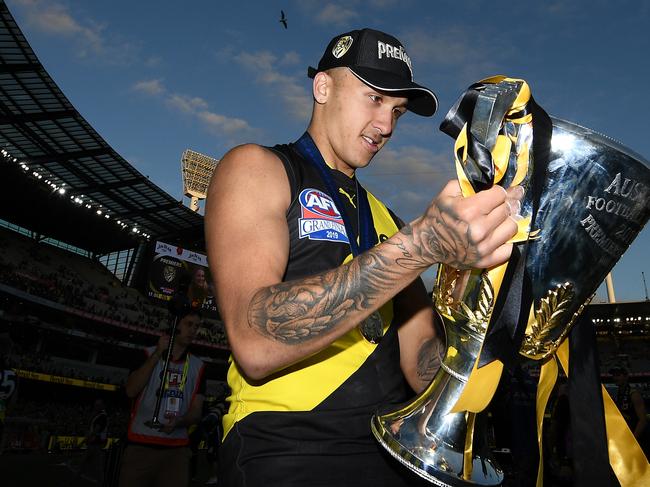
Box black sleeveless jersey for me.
[220,142,426,487]
[278,142,394,282]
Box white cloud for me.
[367,145,450,185]
[317,4,358,25]
[196,111,251,135]
[130,79,254,139]
[233,50,312,121]
[166,94,210,114]
[14,0,96,38]
[298,0,401,26]
[404,29,473,66]
[132,79,165,96]
[280,51,301,66]
[363,144,455,221]
[12,0,137,65]
[401,27,512,86]
[236,51,275,72]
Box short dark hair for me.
[163,308,201,335]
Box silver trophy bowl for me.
[372,78,650,486]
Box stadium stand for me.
[590,301,650,399]
[0,2,228,484]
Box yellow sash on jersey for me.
[223,190,399,438]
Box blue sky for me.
[7,0,649,301]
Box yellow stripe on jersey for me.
[223,188,400,438]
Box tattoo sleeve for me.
[247,230,429,344]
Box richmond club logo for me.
[298,188,349,243]
[332,35,353,59]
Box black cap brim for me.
[349,67,438,117]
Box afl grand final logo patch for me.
[298,188,349,243]
[332,35,353,59]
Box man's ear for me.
[312,71,330,104]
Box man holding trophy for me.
[206,27,649,487]
[206,28,523,487]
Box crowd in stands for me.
[4,352,127,386]
[0,229,228,348]
[0,257,168,331]
[0,228,233,464]
[6,398,128,448]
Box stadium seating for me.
[0,226,227,348]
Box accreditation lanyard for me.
[163,354,190,395]
[294,132,376,256]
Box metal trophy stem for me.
[372,269,503,487]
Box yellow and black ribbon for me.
[441,76,649,487]
[440,75,549,385]
[565,314,649,486]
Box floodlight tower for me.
[181,149,219,212]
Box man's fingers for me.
[470,213,518,266]
[466,195,518,246]
[464,185,508,215]
[478,201,512,239]
[464,184,523,243]
[505,185,525,200]
[465,184,524,217]
[505,185,524,218]
[475,242,514,269]
[470,217,518,268]
[483,216,519,252]
[424,181,524,269]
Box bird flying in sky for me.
[279,10,288,29]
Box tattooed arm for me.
[205,146,520,380]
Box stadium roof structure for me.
[0,2,205,254]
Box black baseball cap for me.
[308,28,438,117]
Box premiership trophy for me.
[371,77,650,486]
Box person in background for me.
[188,267,210,309]
[118,309,206,487]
